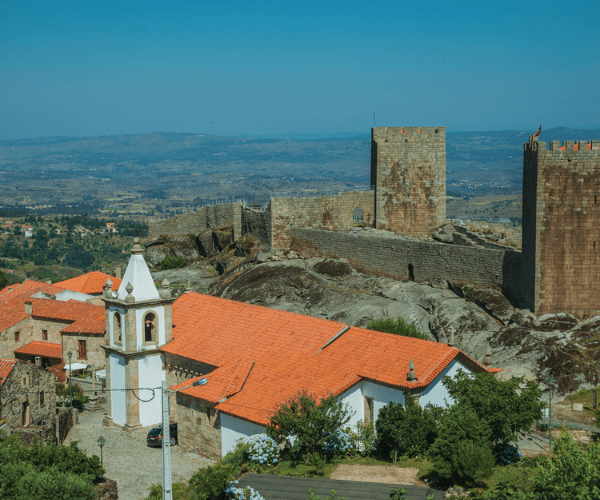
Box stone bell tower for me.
[101,238,175,430]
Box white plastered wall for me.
[138,354,166,427]
[110,353,126,426]
[419,358,469,408]
[221,413,266,456]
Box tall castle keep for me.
[523,136,600,317]
[149,127,600,319]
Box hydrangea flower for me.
[323,429,355,457]
[241,434,281,466]
[225,481,266,500]
[495,444,523,465]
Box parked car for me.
[147,422,178,447]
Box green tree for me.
[443,370,545,445]
[366,317,430,340]
[267,390,354,465]
[0,271,8,288]
[161,256,188,269]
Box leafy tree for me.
[366,317,430,340]
[443,370,545,445]
[267,390,354,465]
[187,461,235,500]
[64,250,95,270]
[0,271,8,288]
[429,403,492,484]
[161,256,188,269]
[375,394,440,461]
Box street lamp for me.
[162,378,207,500]
[67,351,73,407]
[547,377,554,449]
[97,435,106,468]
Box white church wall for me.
[135,306,165,350]
[221,413,266,456]
[110,353,126,426]
[419,359,470,408]
[138,354,165,427]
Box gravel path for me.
[65,410,214,500]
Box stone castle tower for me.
[101,238,175,430]
[371,127,446,236]
[522,136,600,318]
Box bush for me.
[267,390,353,465]
[161,256,188,269]
[494,443,522,465]
[241,434,280,467]
[145,483,191,500]
[375,394,439,461]
[323,429,355,458]
[352,419,376,457]
[452,440,495,487]
[187,461,235,500]
[366,317,430,340]
[429,403,492,484]
[224,480,265,500]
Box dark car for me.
[147,422,178,447]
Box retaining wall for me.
[148,204,242,239]
[241,203,272,248]
[291,228,523,300]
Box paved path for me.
[64,410,214,500]
[238,474,445,500]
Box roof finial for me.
[185,274,192,292]
[483,344,493,366]
[159,278,172,299]
[407,358,418,382]
[131,237,143,255]
[125,282,135,303]
[448,331,456,348]
[103,278,114,298]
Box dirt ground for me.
[329,464,425,486]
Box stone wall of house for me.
[175,393,221,459]
[241,203,272,248]
[148,203,242,240]
[371,127,446,236]
[1,361,57,428]
[290,228,522,300]
[523,137,600,318]
[0,317,33,359]
[62,333,105,369]
[270,190,375,252]
[31,316,68,345]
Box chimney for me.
[24,301,32,315]
[115,265,122,280]
[45,278,52,284]
[34,356,42,367]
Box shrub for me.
[352,419,376,457]
[452,440,495,487]
[323,429,355,458]
[241,434,280,467]
[443,370,545,446]
[267,390,353,465]
[161,256,188,269]
[145,482,191,500]
[187,461,235,500]
[375,394,439,461]
[429,403,492,484]
[366,317,430,340]
[224,480,265,500]
[494,443,522,465]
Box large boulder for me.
[312,258,354,277]
[471,289,515,325]
[213,225,234,252]
[234,237,257,257]
[169,235,200,260]
[432,224,456,244]
[144,244,175,267]
[197,229,214,257]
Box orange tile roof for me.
[166,293,500,426]
[14,341,62,358]
[0,359,17,386]
[56,271,122,295]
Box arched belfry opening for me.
[144,312,157,344]
[408,264,415,282]
[353,207,364,227]
[113,311,122,344]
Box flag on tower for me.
[533,125,542,138]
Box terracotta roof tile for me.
[56,271,122,295]
[0,359,17,386]
[14,341,62,358]
[166,293,501,426]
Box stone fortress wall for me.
[148,128,600,317]
[522,136,600,318]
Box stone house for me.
[0,358,57,427]
[102,238,500,458]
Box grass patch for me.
[563,387,599,420]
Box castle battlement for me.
[524,135,600,153]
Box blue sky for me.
[1,0,599,139]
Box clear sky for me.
[1,0,599,139]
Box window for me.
[78,340,87,360]
[113,312,122,344]
[42,330,48,340]
[143,312,157,344]
[39,391,45,407]
[15,331,20,342]
[364,397,374,423]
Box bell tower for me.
[102,238,175,430]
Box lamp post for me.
[547,377,554,449]
[162,378,207,500]
[97,435,106,468]
[67,351,73,407]
[0,376,3,421]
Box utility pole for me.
[547,377,554,449]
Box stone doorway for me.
[408,264,415,282]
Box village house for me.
[0,358,56,427]
[102,238,501,458]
